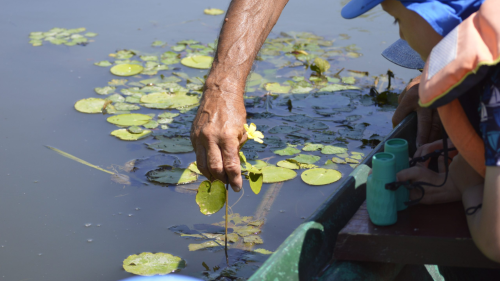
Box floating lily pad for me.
[187,162,202,175]
[317,84,360,93]
[289,154,321,164]
[180,55,213,69]
[276,160,300,170]
[171,45,186,52]
[254,248,273,255]
[94,86,115,95]
[298,122,329,130]
[74,97,108,114]
[111,129,151,141]
[282,114,315,123]
[268,125,300,134]
[265,82,291,94]
[204,8,225,15]
[342,76,356,84]
[158,112,180,118]
[122,252,185,276]
[301,168,342,186]
[94,60,112,67]
[141,92,200,109]
[146,166,198,185]
[110,64,144,76]
[261,166,297,183]
[321,145,348,155]
[114,102,140,111]
[128,126,144,134]
[147,136,193,153]
[233,225,261,237]
[188,241,223,251]
[196,180,226,215]
[244,235,263,244]
[107,113,152,126]
[302,143,324,151]
[331,157,347,164]
[272,146,300,156]
[105,93,125,103]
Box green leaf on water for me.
[249,171,263,195]
[243,235,263,244]
[147,136,194,153]
[147,166,198,185]
[331,157,347,164]
[122,252,185,276]
[187,162,202,175]
[110,64,144,76]
[152,40,166,47]
[94,60,112,67]
[143,120,159,129]
[128,126,144,134]
[310,57,330,76]
[171,45,186,52]
[302,143,324,151]
[301,168,342,186]
[204,8,225,15]
[107,113,152,126]
[321,145,348,155]
[289,154,321,164]
[180,55,213,69]
[276,160,300,170]
[196,180,226,215]
[140,55,158,61]
[111,129,151,141]
[265,82,291,94]
[318,84,360,93]
[105,93,125,103]
[74,98,106,114]
[342,77,356,84]
[272,146,300,156]
[84,32,98,37]
[254,248,273,255]
[141,92,200,109]
[94,86,115,95]
[188,241,223,251]
[261,166,297,183]
[114,102,140,111]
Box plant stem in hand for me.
[225,182,229,266]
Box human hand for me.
[412,138,457,172]
[190,89,247,192]
[397,166,461,205]
[392,75,441,147]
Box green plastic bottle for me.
[384,138,410,211]
[367,152,397,226]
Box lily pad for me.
[122,252,185,276]
[180,56,213,69]
[196,180,226,215]
[276,160,300,170]
[111,129,151,141]
[302,143,324,151]
[331,157,347,164]
[317,84,360,93]
[107,113,152,126]
[244,235,263,244]
[272,146,300,156]
[204,8,225,15]
[141,92,199,109]
[105,93,125,103]
[261,166,297,183]
[146,166,198,185]
[342,76,356,84]
[301,168,342,186]
[158,112,180,118]
[110,64,144,76]
[188,241,223,251]
[289,154,321,164]
[94,86,115,95]
[128,126,144,134]
[74,98,106,113]
[321,145,348,155]
[94,60,112,67]
[147,136,193,153]
[265,82,291,94]
[254,248,273,255]
[114,102,140,111]
[187,162,202,175]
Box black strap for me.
[386,126,452,206]
[465,204,482,215]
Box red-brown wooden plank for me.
[334,201,500,268]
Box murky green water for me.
[0,0,418,280]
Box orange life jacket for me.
[418,0,500,177]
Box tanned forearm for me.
[205,0,289,96]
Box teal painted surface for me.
[385,138,410,210]
[367,153,397,226]
[248,222,324,281]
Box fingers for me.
[195,143,211,180]
[392,83,419,128]
[397,166,426,183]
[206,140,226,182]
[221,138,243,192]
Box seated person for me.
[342,0,500,261]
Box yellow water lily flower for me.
[244,123,264,143]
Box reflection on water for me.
[0,0,419,280]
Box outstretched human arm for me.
[191,0,289,191]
